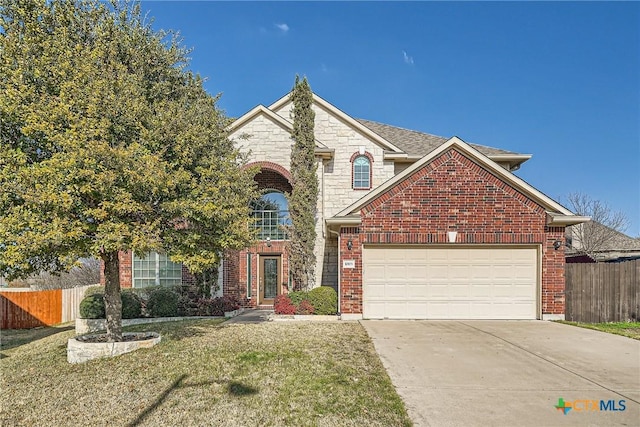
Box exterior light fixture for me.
[553,240,562,250]
[347,240,353,251]
[266,236,271,248]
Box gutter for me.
[546,213,591,227]
[314,148,335,159]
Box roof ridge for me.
[356,118,448,141]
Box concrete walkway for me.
[223,309,272,324]
[362,320,640,427]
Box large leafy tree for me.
[0,0,257,340]
[287,76,318,290]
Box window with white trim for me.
[250,191,290,240]
[353,155,371,189]
[133,252,182,288]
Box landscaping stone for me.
[75,310,244,334]
[67,332,161,364]
[270,314,340,321]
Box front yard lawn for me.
[0,319,411,426]
[558,321,640,340]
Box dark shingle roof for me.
[356,118,521,157]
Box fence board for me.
[0,289,62,329]
[62,285,95,322]
[565,259,640,323]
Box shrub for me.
[274,294,296,315]
[79,293,105,319]
[296,299,315,315]
[121,291,142,319]
[196,296,241,316]
[221,295,241,313]
[287,290,309,307]
[308,286,338,315]
[84,285,105,298]
[79,291,143,319]
[146,287,179,317]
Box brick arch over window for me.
[245,161,293,194]
[350,151,374,190]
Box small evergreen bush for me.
[121,291,142,319]
[308,286,338,315]
[146,287,179,317]
[83,285,105,298]
[287,291,309,307]
[274,294,296,315]
[79,293,105,319]
[79,290,143,319]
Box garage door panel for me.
[363,246,537,320]
[406,284,429,298]
[385,283,407,298]
[366,283,386,298]
[471,283,492,297]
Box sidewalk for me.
[223,309,272,324]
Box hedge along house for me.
[109,90,588,320]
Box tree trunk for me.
[101,250,123,341]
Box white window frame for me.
[132,252,182,288]
[353,155,371,189]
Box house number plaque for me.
[343,260,355,269]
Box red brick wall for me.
[221,161,293,306]
[223,240,290,308]
[339,228,363,314]
[339,148,566,316]
[543,227,566,315]
[101,251,132,288]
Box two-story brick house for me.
[116,90,588,320]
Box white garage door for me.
[363,246,538,320]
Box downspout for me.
[328,227,341,315]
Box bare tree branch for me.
[28,258,101,290]
[567,192,629,260]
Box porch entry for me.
[259,255,281,305]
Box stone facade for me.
[227,98,398,300]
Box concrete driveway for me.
[362,321,640,427]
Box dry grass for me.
[558,321,640,340]
[0,319,411,426]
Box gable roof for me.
[331,136,588,226]
[356,119,517,157]
[356,119,531,169]
[232,91,531,169]
[227,104,330,150]
[269,93,406,153]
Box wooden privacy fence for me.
[0,285,94,329]
[565,260,640,323]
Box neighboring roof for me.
[567,222,640,252]
[333,136,587,225]
[356,119,519,157]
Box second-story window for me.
[353,155,371,189]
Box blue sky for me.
[141,1,639,236]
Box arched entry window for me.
[250,191,290,240]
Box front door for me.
[260,256,280,305]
